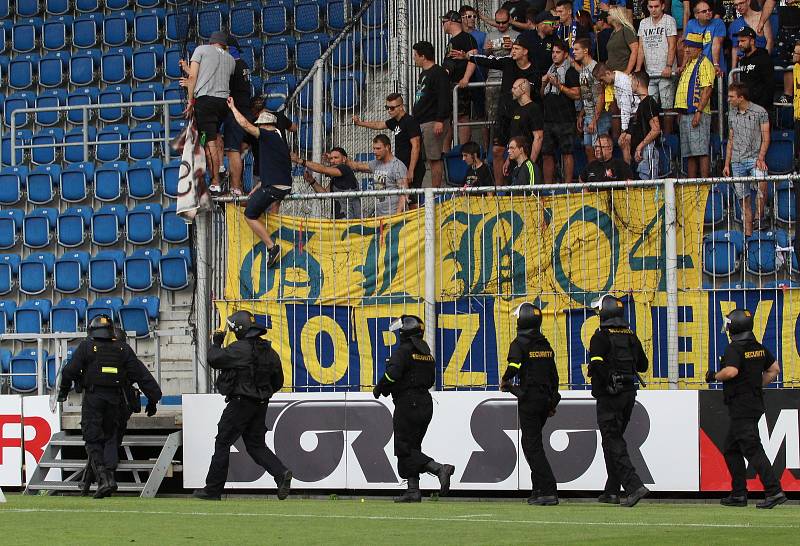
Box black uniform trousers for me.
[205,396,287,495]
[596,391,644,495]
[519,395,557,496]
[81,387,125,471]
[723,416,782,497]
[393,392,434,479]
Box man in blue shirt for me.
[683,0,727,76]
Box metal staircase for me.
[24,431,182,497]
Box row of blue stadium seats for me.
[4,0,173,19]
[702,280,800,290]
[0,246,191,295]
[702,229,798,277]
[0,159,177,204]
[0,346,69,393]
[704,181,797,227]
[0,203,189,249]
[0,295,160,338]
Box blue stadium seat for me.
[124,248,161,291]
[35,89,68,127]
[12,18,43,54]
[444,145,470,186]
[133,44,164,82]
[9,348,47,392]
[54,251,90,293]
[101,47,133,85]
[75,0,101,12]
[57,206,92,247]
[64,127,97,164]
[130,83,164,121]
[0,24,9,54]
[60,161,94,202]
[119,296,160,338]
[0,209,23,249]
[0,300,16,333]
[263,37,294,73]
[331,71,364,109]
[31,128,64,165]
[129,122,163,161]
[165,46,183,79]
[162,204,189,243]
[96,124,129,163]
[23,207,58,249]
[0,166,27,205]
[197,4,229,39]
[702,230,745,276]
[42,15,71,51]
[295,0,321,33]
[19,252,55,295]
[238,37,262,70]
[166,6,192,43]
[262,4,288,35]
[231,1,260,37]
[0,349,9,373]
[72,14,103,49]
[17,0,41,17]
[296,34,330,71]
[94,161,128,202]
[775,180,795,226]
[134,8,165,44]
[327,0,347,31]
[51,298,87,335]
[1,131,32,169]
[136,0,162,7]
[128,158,162,200]
[87,297,124,322]
[103,10,134,48]
[164,82,184,119]
[764,280,800,289]
[46,0,70,15]
[9,54,39,90]
[38,51,69,88]
[98,84,132,123]
[66,87,100,125]
[250,74,264,98]
[127,203,163,245]
[91,204,128,246]
[361,0,386,28]
[27,164,60,204]
[746,230,790,275]
[767,130,795,174]
[69,49,101,86]
[4,93,35,128]
[169,119,188,138]
[163,159,180,198]
[160,247,192,290]
[264,81,289,112]
[105,0,129,9]
[89,250,125,293]
[331,34,357,68]
[0,255,20,295]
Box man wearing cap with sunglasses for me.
[442,10,479,147]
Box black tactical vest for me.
[517,336,556,396]
[722,340,769,406]
[83,341,126,388]
[392,341,436,395]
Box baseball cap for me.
[734,26,756,39]
[254,111,277,125]
[440,10,462,23]
[683,36,703,48]
[209,31,228,44]
[512,36,532,50]
[535,11,559,24]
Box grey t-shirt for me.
[483,28,519,82]
[365,157,408,217]
[190,45,236,99]
[578,60,601,119]
[728,102,769,163]
[637,15,677,76]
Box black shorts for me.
[492,115,512,147]
[542,121,576,155]
[244,185,291,220]
[456,88,471,118]
[194,96,229,140]
[223,110,249,152]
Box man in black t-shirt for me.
[412,41,451,188]
[245,96,296,184]
[757,0,799,99]
[509,78,544,165]
[459,141,495,189]
[353,93,424,194]
[290,147,360,219]
[580,134,635,182]
[521,12,559,75]
[223,38,252,197]
[442,10,479,147]
[627,71,662,179]
[541,40,580,183]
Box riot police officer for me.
[373,315,455,502]
[587,295,650,508]
[501,303,560,506]
[706,309,786,509]
[59,315,162,498]
[193,310,292,501]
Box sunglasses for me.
[463,14,476,18]
[695,7,711,13]
[385,104,401,111]
[495,19,510,24]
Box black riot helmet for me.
[88,314,115,340]
[389,315,424,340]
[513,302,542,331]
[226,310,268,339]
[593,294,625,321]
[725,308,754,336]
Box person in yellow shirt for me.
[793,42,800,164]
[674,37,715,178]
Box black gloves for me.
[146,401,158,417]
[705,369,717,383]
[499,380,511,392]
[372,385,382,399]
[57,388,70,402]
[212,330,226,347]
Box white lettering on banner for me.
[0,395,59,487]
[759,409,800,469]
[183,391,699,492]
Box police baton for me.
[635,372,647,389]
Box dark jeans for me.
[205,396,287,495]
[81,387,124,470]
[596,392,644,496]
[724,416,782,497]
[393,393,434,479]
[519,395,557,496]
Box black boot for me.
[720,495,747,507]
[756,492,787,509]
[79,462,94,497]
[276,470,292,500]
[106,469,118,496]
[93,466,113,499]
[192,488,222,501]
[394,477,422,503]
[424,461,456,496]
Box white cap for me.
[254,111,277,125]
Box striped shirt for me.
[190,45,235,99]
[674,56,714,114]
[728,102,768,163]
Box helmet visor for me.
[512,302,533,318]
[388,318,403,332]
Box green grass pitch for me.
[0,494,797,544]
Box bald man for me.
[507,78,544,177]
